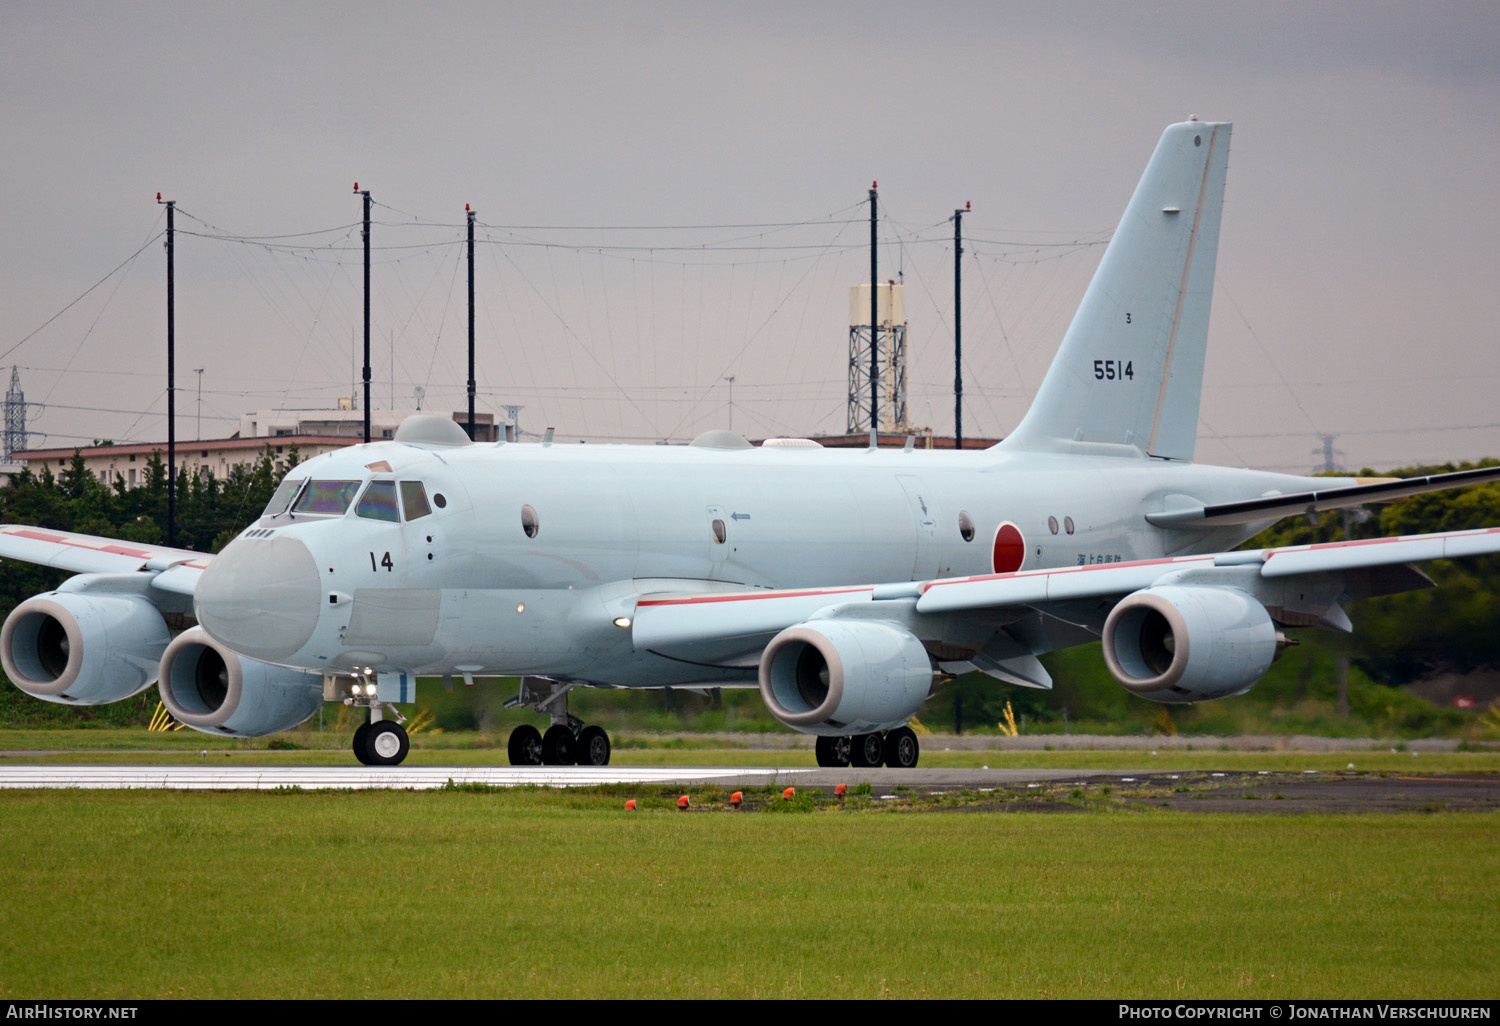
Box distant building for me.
[11,410,497,489]
[239,408,497,442]
[12,435,349,489]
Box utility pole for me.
[158,193,176,547]
[356,184,371,443]
[724,376,735,432]
[194,368,204,440]
[467,204,476,440]
[952,201,969,450]
[869,182,878,449]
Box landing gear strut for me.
[504,676,612,766]
[336,673,411,766]
[816,726,919,768]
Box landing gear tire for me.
[883,726,920,769]
[850,732,885,768]
[576,725,611,766]
[541,724,576,765]
[362,721,410,766]
[508,724,544,766]
[352,722,372,764]
[815,735,852,767]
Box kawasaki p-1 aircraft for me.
[4,120,1499,768]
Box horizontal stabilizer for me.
[1147,465,1500,528]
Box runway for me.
[0,764,811,790]
[0,763,1135,792]
[0,764,1496,813]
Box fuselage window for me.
[521,504,539,538]
[434,493,448,509]
[264,477,306,517]
[400,481,432,520]
[958,510,975,542]
[355,481,400,522]
[293,480,362,515]
[711,519,727,544]
[1064,516,1076,535]
[1048,516,1059,535]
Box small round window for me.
[521,504,539,539]
[711,519,727,544]
[1047,516,1059,535]
[1064,516,1075,535]
[958,510,975,543]
[433,493,448,509]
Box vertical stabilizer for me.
[1001,121,1230,461]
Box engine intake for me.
[1102,585,1278,703]
[158,627,325,737]
[759,619,934,736]
[1,592,169,704]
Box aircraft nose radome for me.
[194,536,321,663]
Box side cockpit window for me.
[400,481,432,521]
[292,480,361,515]
[264,477,306,517]
[355,481,400,522]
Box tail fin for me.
[1001,121,1230,461]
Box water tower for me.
[846,281,907,433]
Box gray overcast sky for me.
[3,1,1498,472]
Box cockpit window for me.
[355,481,400,522]
[399,481,432,521]
[264,477,306,517]
[292,480,362,515]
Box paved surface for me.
[0,764,1496,812]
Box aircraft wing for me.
[0,525,210,595]
[633,526,1500,651]
[917,526,1500,612]
[1146,465,1500,528]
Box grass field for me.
[0,787,1495,999]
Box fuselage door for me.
[897,475,940,580]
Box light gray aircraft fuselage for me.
[199,438,1338,687]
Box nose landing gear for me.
[335,673,412,766]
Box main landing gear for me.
[814,726,920,768]
[504,676,612,766]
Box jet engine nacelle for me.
[158,627,325,738]
[1,591,169,705]
[759,619,935,736]
[1102,585,1278,703]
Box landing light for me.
[613,617,632,629]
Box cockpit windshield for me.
[292,480,362,515]
[263,477,306,517]
[355,481,400,522]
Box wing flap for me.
[915,556,1216,614]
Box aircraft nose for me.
[195,535,321,663]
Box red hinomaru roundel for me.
[992,521,1025,574]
